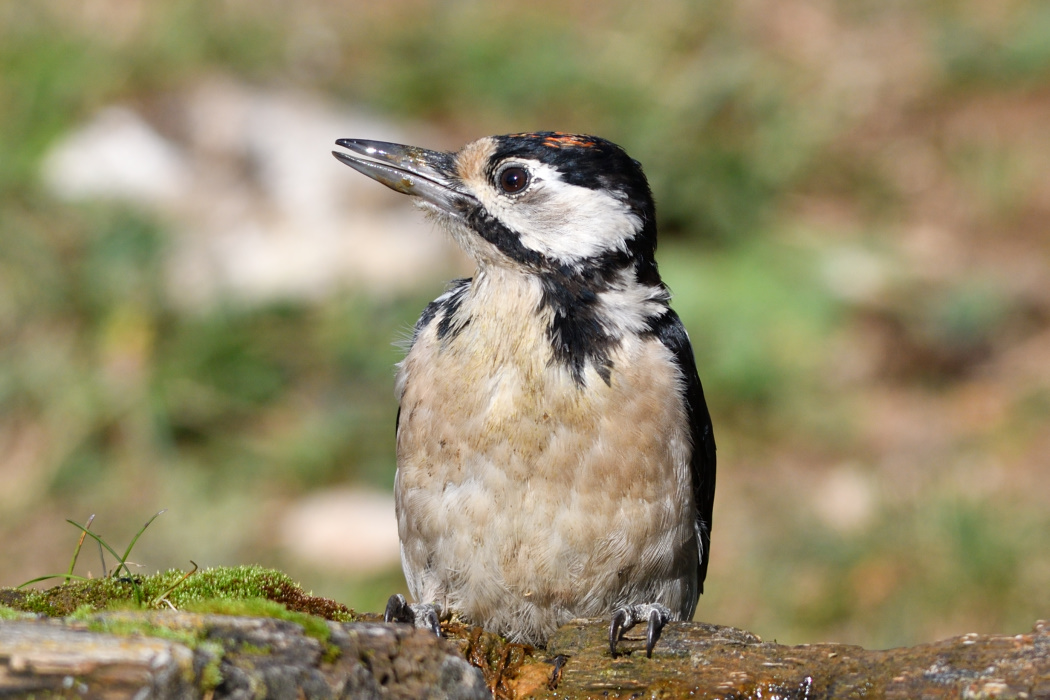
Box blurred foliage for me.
[936,1,1050,88]
[354,4,821,241]
[1,0,1049,650]
[748,495,1045,649]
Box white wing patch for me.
[597,272,670,337]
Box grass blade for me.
[67,520,125,574]
[152,561,198,608]
[17,573,93,589]
[65,513,95,583]
[119,509,167,565]
[65,520,145,603]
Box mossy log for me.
[1,569,1047,698]
[0,612,486,699]
[2,611,1048,698]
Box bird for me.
[332,131,716,657]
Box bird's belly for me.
[394,333,697,644]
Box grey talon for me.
[609,609,625,657]
[384,593,412,624]
[384,595,443,637]
[646,606,668,658]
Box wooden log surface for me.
[2,611,1048,698]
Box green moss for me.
[4,565,354,622]
[80,611,223,689]
[12,576,148,617]
[198,641,226,691]
[86,614,205,648]
[181,597,342,662]
[321,642,343,665]
[182,597,330,643]
[0,604,33,620]
[159,566,295,606]
[68,604,101,621]
[239,642,272,655]
[2,566,351,668]
[73,596,345,689]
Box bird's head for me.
[333,132,660,285]
[334,132,671,385]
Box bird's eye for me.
[498,166,529,194]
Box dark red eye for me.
[498,166,529,194]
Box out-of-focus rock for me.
[820,245,889,304]
[279,488,401,574]
[41,106,191,206]
[40,77,468,308]
[813,463,878,534]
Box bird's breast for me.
[395,271,692,514]
[397,276,603,476]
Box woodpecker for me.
[332,132,715,657]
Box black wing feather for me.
[650,309,716,592]
[396,278,472,438]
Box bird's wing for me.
[651,309,717,592]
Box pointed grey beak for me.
[332,139,471,213]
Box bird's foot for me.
[609,603,671,658]
[384,594,443,637]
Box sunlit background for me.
[2,0,1049,650]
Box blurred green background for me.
[2,0,1049,649]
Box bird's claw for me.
[609,608,629,657]
[608,603,671,658]
[384,594,442,637]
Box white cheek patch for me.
[469,161,644,264]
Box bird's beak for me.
[332,139,469,213]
